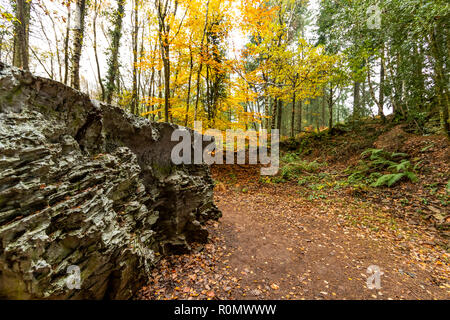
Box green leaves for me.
[281,160,326,180]
[371,171,417,188]
[349,148,419,188]
[388,160,412,173]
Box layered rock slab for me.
[0,64,220,299]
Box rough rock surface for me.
[0,63,221,299]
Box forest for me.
[0,0,449,304]
[2,0,448,136]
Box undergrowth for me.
[278,153,327,182]
[346,148,419,187]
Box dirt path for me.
[138,171,449,300]
[214,186,448,300]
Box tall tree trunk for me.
[393,53,405,117]
[413,42,425,108]
[206,64,210,121]
[13,0,30,71]
[148,42,157,120]
[63,5,71,85]
[184,46,193,127]
[194,62,203,122]
[379,48,386,122]
[353,81,360,121]
[291,91,296,137]
[131,0,139,115]
[93,0,105,100]
[321,94,326,127]
[148,67,155,120]
[105,0,125,104]
[430,26,450,137]
[162,50,170,122]
[70,0,87,90]
[367,57,385,122]
[264,95,270,130]
[155,0,180,122]
[277,99,282,131]
[158,69,162,120]
[194,0,210,122]
[271,98,278,130]
[328,87,333,130]
[297,100,302,133]
[137,26,145,115]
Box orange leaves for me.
[239,0,276,35]
[136,0,342,132]
[270,283,279,290]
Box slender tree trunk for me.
[206,64,211,121]
[361,82,368,116]
[194,0,210,122]
[184,47,193,127]
[105,0,125,104]
[13,0,30,71]
[93,0,105,100]
[137,26,145,115]
[277,99,282,131]
[148,41,157,120]
[148,68,155,119]
[70,0,87,90]
[271,98,278,130]
[337,103,340,123]
[321,95,326,127]
[328,87,333,130]
[158,69,162,120]
[63,5,71,85]
[413,42,425,108]
[162,50,170,121]
[13,26,20,68]
[379,48,386,121]
[367,57,385,122]
[393,54,405,117]
[297,100,302,133]
[264,94,270,130]
[291,91,296,137]
[155,0,181,122]
[353,81,360,121]
[194,61,203,122]
[316,109,320,132]
[131,0,139,115]
[430,26,450,137]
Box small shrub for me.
[371,159,417,187]
[348,148,418,188]
[281,160,326,180]
[281,152,301,163]
[371,172,417,187]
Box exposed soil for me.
[137,172,449,300]
[137,129,449,300]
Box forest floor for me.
[138,124,449,300]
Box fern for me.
[361,148,383,158]
[371,174,394,187]
[390,152,409,159]
[387,173,406,187]
[404,171,418,182]
[371,172,416,188]
[350,148,419,188]
[388,160,412,173]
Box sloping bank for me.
[0,63,221,299]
